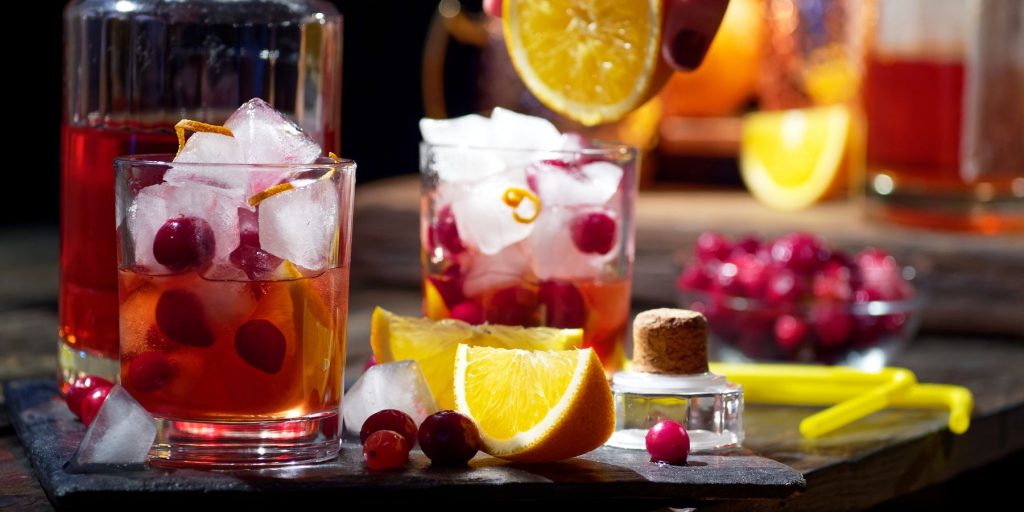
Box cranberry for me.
[487,286,538,325]
[434,206,466,254]
[483,0,503,18]
[418,410,480,466]
[360,409,418,447]
[729,253,769,298]
[127,352,174,393]
[230,244,282,280]
[855,248,913,301]
[155,290,214,347]
[764,267,803,305]
[809,304,853,348]
[774,314,808,352]
[66,375,113,420]
[732,235,762,256]
[812,262,855,302]
[713,262,745,296]
[645,420,690,464]
[770,232,828,275]
[363,430,410,470]
[676,264,712,292]
[234,319,287,374]
[80,383,113,427]
[428,265,465,309]
[569,210,617,255]
[450,301,485,324]
[695,232,732,262]
[153,216,215,271]
[538,280,587,328]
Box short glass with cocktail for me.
[116,99,354,467]
[419,109,636,372]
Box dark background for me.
[3,0,482,228]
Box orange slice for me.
[370,307,582,409]
[740,105,853,211]
[454,345,614,462]
[503,0,671,126]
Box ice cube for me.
[69,386,156,468]
[528,160,624,207]
[226,98,322,164]
[343,361,439,434]
[529,207,616,281]
[460,241,532,297]
[489,107,561,150]
[420,114,492,147]
[451,175,535,255]
[127,182,245,273]
[168,98,321,192]
[258,178,339,271]
[427,146,507,183]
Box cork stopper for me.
[632,308,709,375]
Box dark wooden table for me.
[2,181,1022,510]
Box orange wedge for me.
[370,307,582,409]
[740,105,854,211]
[454,345,614,462]
[503,0,671,126]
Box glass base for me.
[148,411,340,468]
[57,339,120,394]
[865,170,1024,233]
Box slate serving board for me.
[5,379,805,509]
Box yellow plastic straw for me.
[798,368,916,438]
[709,362,973,435]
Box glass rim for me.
[419,140,638,157]
[114,153,356,171]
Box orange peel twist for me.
[502,187,542,224]
[174,119,234,156]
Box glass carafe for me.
[863,0,1023,232]
[60,0,342,390]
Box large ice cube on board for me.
[69,386,156,468]
[343,361,440,434]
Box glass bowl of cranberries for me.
[676,232,925,370]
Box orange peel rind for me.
[174,119,233,156]
[502,187,541,224]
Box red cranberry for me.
[538,280,587,328]
[645,420,690,464]
[153,216,215,271]
[360,409,418,447]
[483,0,503,18]
[487,286,538,325]
[230,244,282,280]
[66,375,113,420]
[855,248,913,301]
[774,314,809,352]
[363,355,377,372]
[234,319,287,374]
[155,290,214,347]
[812,262,855,302]
[80,383,113,427]
[695,232,732,262]
[127,352,174,393]
[570,210,617,255]
[764,267,803,305]
[428,265,465,309]
[770,232,828,275]
[732,235,762,256]
[450,301,485,324]
[676,264,713,292]
[434,206,466,254]
[418,410,481,466]
[809,304,853,348]
[363,430,410,470]
[729,253,769,298]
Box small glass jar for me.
[607,371,744,451]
